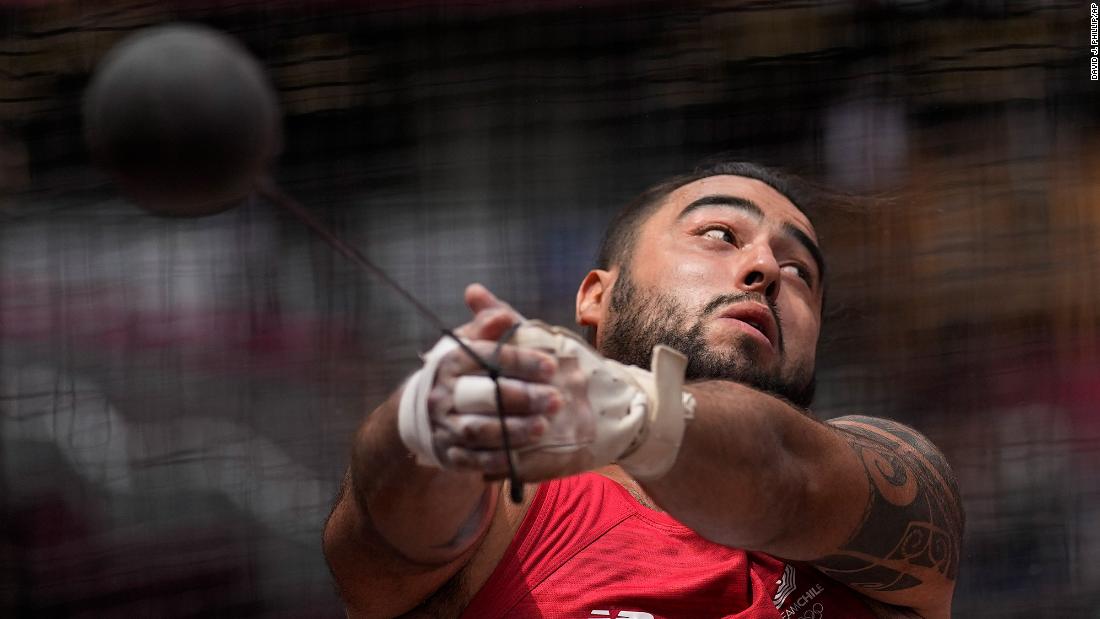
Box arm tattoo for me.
[814,416,964,592]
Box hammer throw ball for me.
[84,24,281,216]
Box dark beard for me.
[599,270,816,408]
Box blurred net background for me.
[0,1,1097,617]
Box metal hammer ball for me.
[84,24,281,216]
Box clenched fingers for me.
[455,376,562,415]
[442,445,592,481]
[429,376,561,419]
[444,447,511,477]
[436,341,557,385]
[436,414,548,451]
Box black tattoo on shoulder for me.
[814,415,964,593]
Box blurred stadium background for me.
[0,1,1097,617]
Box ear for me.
[575,269,615,330]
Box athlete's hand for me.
[398,284,693,482]
[432,285,609,481]
[398,283,563,474]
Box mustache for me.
[699,291,784,351]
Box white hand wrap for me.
[397,335,461,467]
[512,320,695,479]
[396,321,695,480]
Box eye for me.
[781,264,814,287]
[700,226,735,244]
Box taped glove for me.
[398,320,695,480]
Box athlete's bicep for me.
[814,415,964,618]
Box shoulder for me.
[827,416,951,464]
[825,415,961,532]
[815,415,964,619]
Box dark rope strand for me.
[257,179,499,374]
[258,177,524,502]
[492,321,525,503]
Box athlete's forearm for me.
[344,391,497,566]
[638,380,867,560]
[638,381,962,615]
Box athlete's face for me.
[576,175,824,407]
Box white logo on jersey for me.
[588,611,655,619]
[773,563,827,619]
[773,563,797,608]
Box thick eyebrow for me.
[677,194,763,221]
[676,194,826,282]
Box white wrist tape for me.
[397,335,461,467]
[615,348,696,479]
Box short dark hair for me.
[595,160,824,272]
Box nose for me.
[735,243,780,301]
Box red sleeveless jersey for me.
[460,473,877,619]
